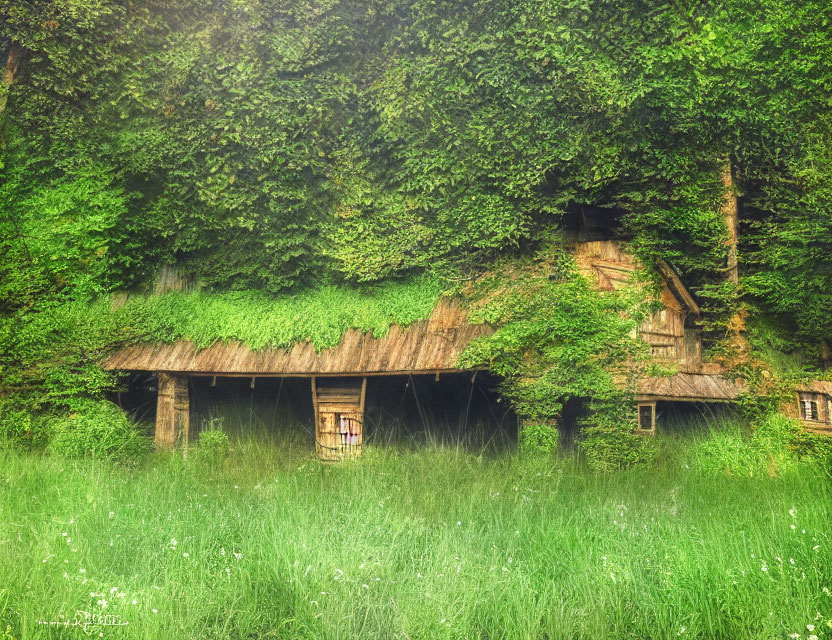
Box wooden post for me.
[156,373,190,448]
[313,377,365,461]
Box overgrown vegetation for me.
[1,1,831,461]
[460,239,657,468]
[2,0,832,349]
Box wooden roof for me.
[635,372,744,403]
[796,380,832,395]
[574,241,700,315]
[101,297,493,376]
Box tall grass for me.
[1,432,830,640]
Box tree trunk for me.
[1,43,20,117]
[721,160,739,286]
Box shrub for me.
[47,399,150,460]
[197,424,230,461]
[519,421,559,455]
[578,407,657,472]
[689,413,808,477]
[0,398,49,451]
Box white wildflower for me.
[456,521,462,526]
[182,552,189,558]
[233,552,242,560]
[151,608,158,614]
[791,524,797,530]
[62,532,68,537]
[807,625,815,632]
[789,507,797,518]
[79,568,86,574]
[96,599,108,608]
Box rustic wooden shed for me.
[574,241,744,432]
[103,298,492,459]
[103,242,745,455]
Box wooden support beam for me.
[156,373,190,448]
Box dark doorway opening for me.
[113,371,517,453]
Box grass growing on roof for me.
[115,273,445,351]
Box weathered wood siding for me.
[635,372,743,403]
[153,265,197,296]
[574,240,704,372]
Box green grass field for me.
[1,432,831,640]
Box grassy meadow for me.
[1,427,831,640]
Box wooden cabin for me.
[574,241,742,433]
[102,241,744,455]
[783,381,832,435]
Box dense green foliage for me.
[2,0,831,455]
[2,0,831,342]
[459,239,657,468]
[1,431,830,639]
[46,398,151,460]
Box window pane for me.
[639,405,653,430]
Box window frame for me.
[636,402,657,434]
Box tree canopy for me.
[1,0,831,353]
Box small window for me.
[802,400,819,421]
[637,403,656,432]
